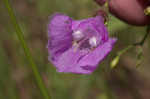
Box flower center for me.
[72,30,101,50]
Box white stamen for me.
[72,30,84,40]
[89,37,97,47]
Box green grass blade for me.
[3,0,51,99]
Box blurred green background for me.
[0,0,150,99]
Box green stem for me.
[118,25,150,56]
[111,26,150,68]
[117,45,134,56]
[3,0,51,99]
[134,26,150,46]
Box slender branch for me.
[3,0,51,99]
[111,26,149,68]
[134,26,150,46]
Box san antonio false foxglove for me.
[47,13,117,74]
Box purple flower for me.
[47,13,117,74]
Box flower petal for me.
[54,38,116,74]
[54,46,93,74]
[47,13,73,62]
[72,16,108,42]
[78,38,117,67]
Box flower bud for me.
[94,9,108,23]
[95,0,150,26]
[94,0,106,6]
[144,6,150,16]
